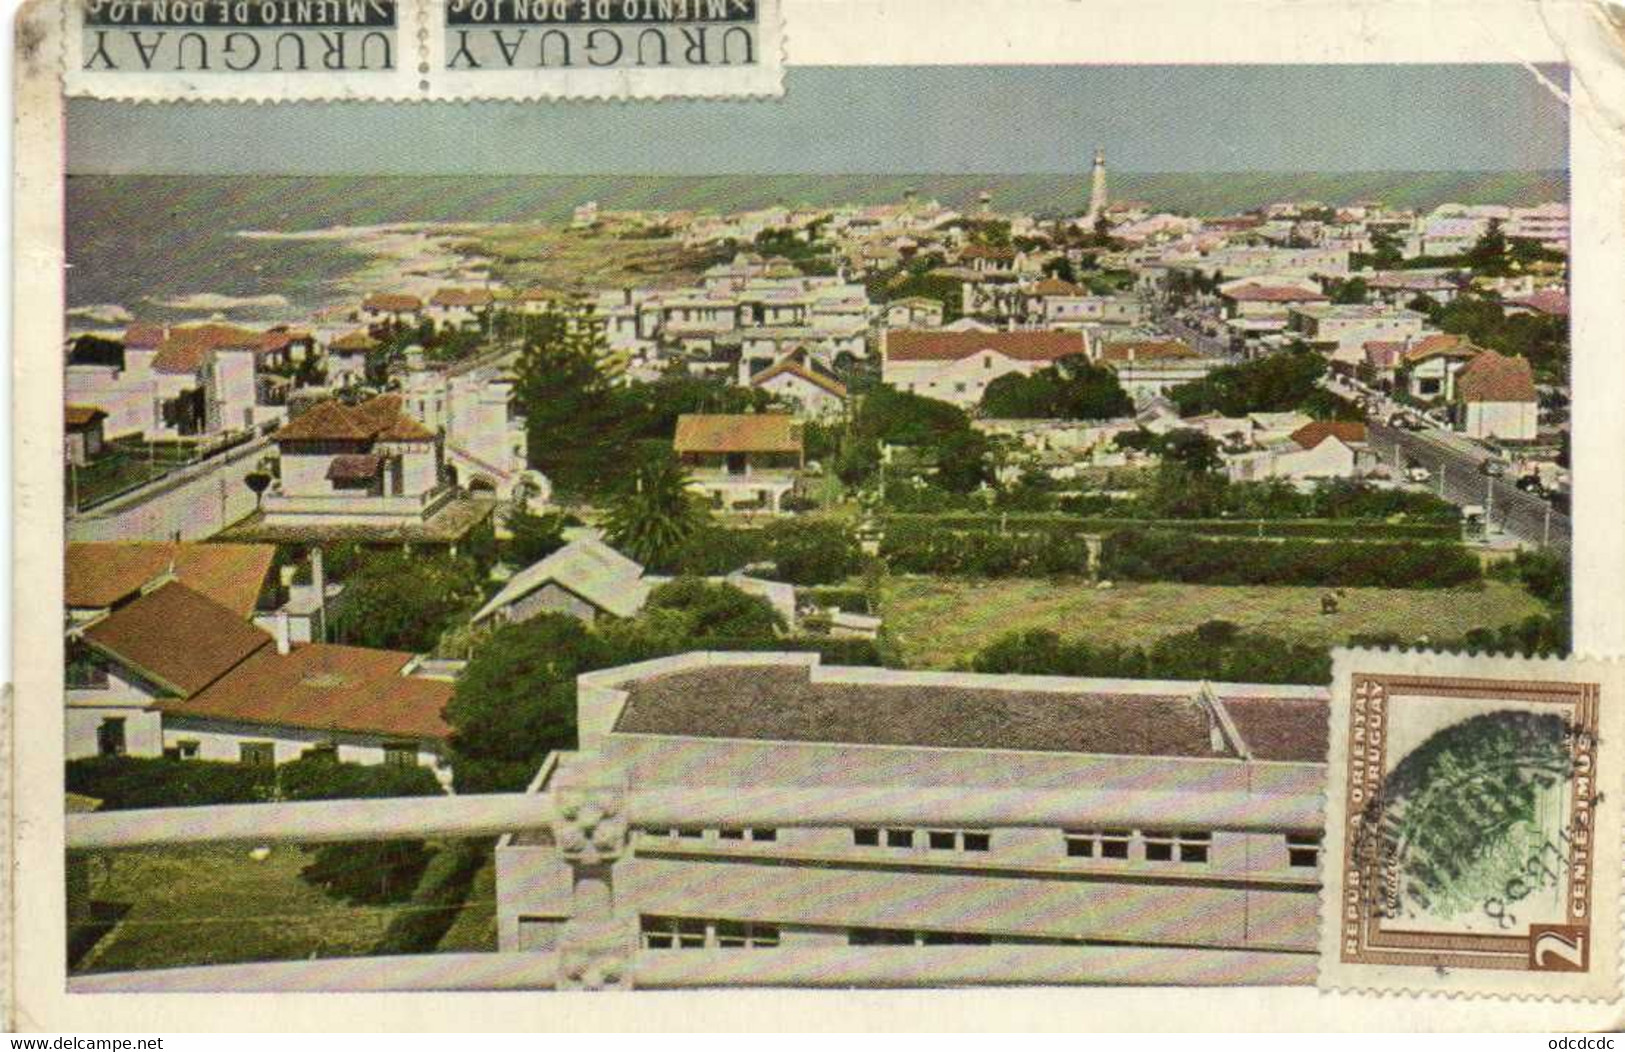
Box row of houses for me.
[65,541,454,778]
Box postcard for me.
[9,0,1625,1033]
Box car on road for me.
[1516,474,1546,497]
[1406,466,1433,483]
[1478,459,1509,478]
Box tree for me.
[1169,346,1327,417]
[1465,219,1510,275]
[243,470,272,508]
[758,518,864,585]
[512,301,618,496]
[332,551,482,653]
[641,577,784,643]
[980,355,1133,421]
[443,613,616,791]
[932,428,993,494]
[280,755,443,905]
[1160,428,1223,474]
[1043,256,1077,283]
[1327,277,1369,305]
[603,452,708,570]
[502,505,569,566]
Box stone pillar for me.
[551,758,636,990]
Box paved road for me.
[1155,312,1236,360]
[1366,419,1570,553]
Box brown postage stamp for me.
[1321,648,1623,1000]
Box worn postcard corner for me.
[1320,648,1623,1002]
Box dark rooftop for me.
[612,665,1239,758]
[1218,696,1329,763]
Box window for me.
[643,917,777,950]
[239,741,275,768]
[718,828,775,842]
[885,828,914,848]
[176,739,199,760]
[849,927,914,946]
[1099,829,1132,859]
[96,718,126,758]
[715,921,779,949]
[1286,833,1323,869]
[927,830,991,853]
[1142,830,1211,863]
[383,742,417,768]
[677,828,704,840]
[853,828,880,847]
[641,916,706,950]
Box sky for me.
[66,64,1569,175]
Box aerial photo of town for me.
[61,65,1575,988]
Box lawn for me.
[876,576,1547,669]
[71,843,416,974]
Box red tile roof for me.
[674,414,802,454]
[152,324,264,374]
[1506,290,1569,317]
[1402,332,1479,365]
[362,293,423,313]
[274,395,436,444]
[1362,341,1405,369]
[430,288,494,308]
[886,330,1087,363]
[82,582,271,697]
[750,358,848,400]
[327,453,385,482]
[1100,340,1199,363]
[329,330,379,353]
[159,644,453,742]
[960,244,1016,262]
[1289,420,1368,450]
[65,404,107,428]
[1456,349,1537,403]
[1027,278,1088,297]
[122,322,167,350]
[66,542,276,618]
[1224,284,1329,304]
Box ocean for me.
[65,171,1568,330]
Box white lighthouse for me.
[1085,147,1108,225]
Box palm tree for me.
[603,453,707,570]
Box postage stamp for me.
[12,0,1625,1034]
[58,0,784,99]
[1321,648,1623,1000]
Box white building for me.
[881,329,1090,409]
[67,576,452,779]
[1286,304,1428,363]
[494,653,1327,958]
[263,394,451,528]
[1454,350,1540,441]
[66,322,262,441]
[674,413,804,514]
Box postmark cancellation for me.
[1320,648,1623,1000]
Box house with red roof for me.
[264,394,451,527]
[360,292,424,325]
[747,352,849,421]
[1453,350,1539,441]
[65,576,453,779]
[674,413,804,514]
[880,329,1091,409]
[1227,419,1369,482]
[427,287,495,329]
[65,322,263,441]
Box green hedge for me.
[371,839,492,956]
[881,513,1458,542]
[66,756,275,810]
[1098,529,1482,589]
[879,523,1092,577]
